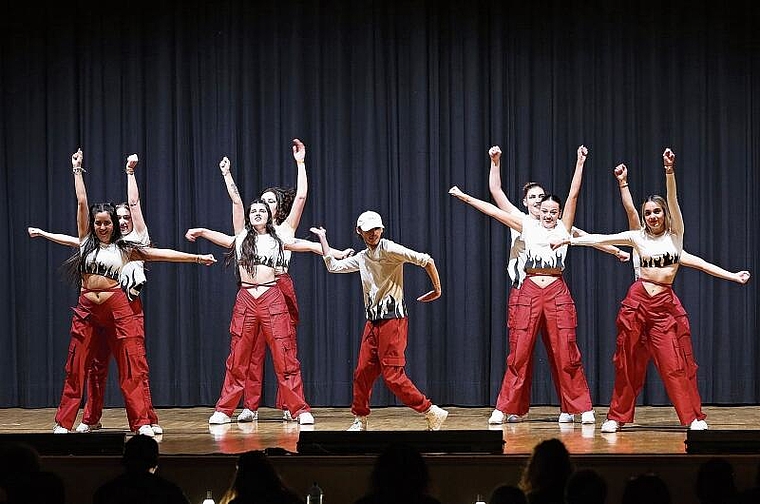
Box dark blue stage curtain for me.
[1,0,758,409]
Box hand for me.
[198,254,217,266]
[549,238,568,250]
[292,138,306,164]
[577,145,588,163]
[488,145,502,164]
[663,148,675,169]
[309,226,327,238]
[448,186,465,199]
[615,250,631,262]
[28,227,42,238]
[335,247,355,259]
[126,154,138,171]
[735,271,751,284]
[614,163,628,183]
[71,148,83,168]
[219,156,231,175]
[185,228,204,242]
[417,290,441,302]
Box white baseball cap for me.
[356,211,385,231]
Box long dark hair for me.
[260,186,295,226]
[62,202,131,285]
[228,200,285,278]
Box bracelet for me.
[296,161,306,166]
[664,167,674,174]
[72,167,86,174]
[220,169,230,176]
[619,183,628,188]
[125,167,135,175]
[196,255,202,264]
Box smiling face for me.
[523,185,546,219]
[357,227,384,249]
[642,201,666,235]
[93,211,115,244]
[248,202,270,230]
[116,206,133,235]
[538,199,561,229]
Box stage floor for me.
[1,405,757,455]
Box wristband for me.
[619,183,628,188]
[72,167,86,174]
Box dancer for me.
[487,145,628,424]
[241,140,349,423]
[49,149,215,435]
[29,154,163,434]
[450,145,595,425]
[186,192,313,425]
[551,149,750,431]
[310,213,448,431]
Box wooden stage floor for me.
[1,405,758,455]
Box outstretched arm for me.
[135,247,216,265]
[614,163,641,230]
[218,157,245,234]
[560,145,587,230]
[28,227,80,247]
[72,149,89,240]
[488,145,520,214]
[663,148,684,235]
[572,227,630,262]
[680,250,751,284]
[185,227,235,248]
[449,186,523,232]
[286,237,354,258]
[125,154,147,236]
[417,258,442,302]
[283,139,308,231]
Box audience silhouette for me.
[219,450,303,504]
[92,434,189,504]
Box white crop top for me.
[571,229,681,268]
[234,229,286,270]
[520,216,570,271]
[80,242,127,280]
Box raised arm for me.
[124,154,147,235]
[614,163,641,230]
[680,250,751,284]
[663,148,684,235]
[219,157,245,234]
[28,227,80,247]
[282,139,308,231]
[448,186,523,232]
[417,258,442,302]
[185,227,235,248]
[72,149,89,240]
[560,145,587,230]
[134,247,216,265]
[488,145,520,214]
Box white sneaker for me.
[507,413,526,423]
[75,422,102,433]
[150,424,163,435]
[137,424,155,437]
[689,419,709,430]
[581,410,596,424]
[237,408,258,422]
[282,410,294,421]
[558,412,575,423]
[298,411,315,425]
[52,423,68,434]
[347,416,367,431]
[208,411,232,424]
[425,405,448,431]
[601,419,620,433]
[488,409,506,424]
